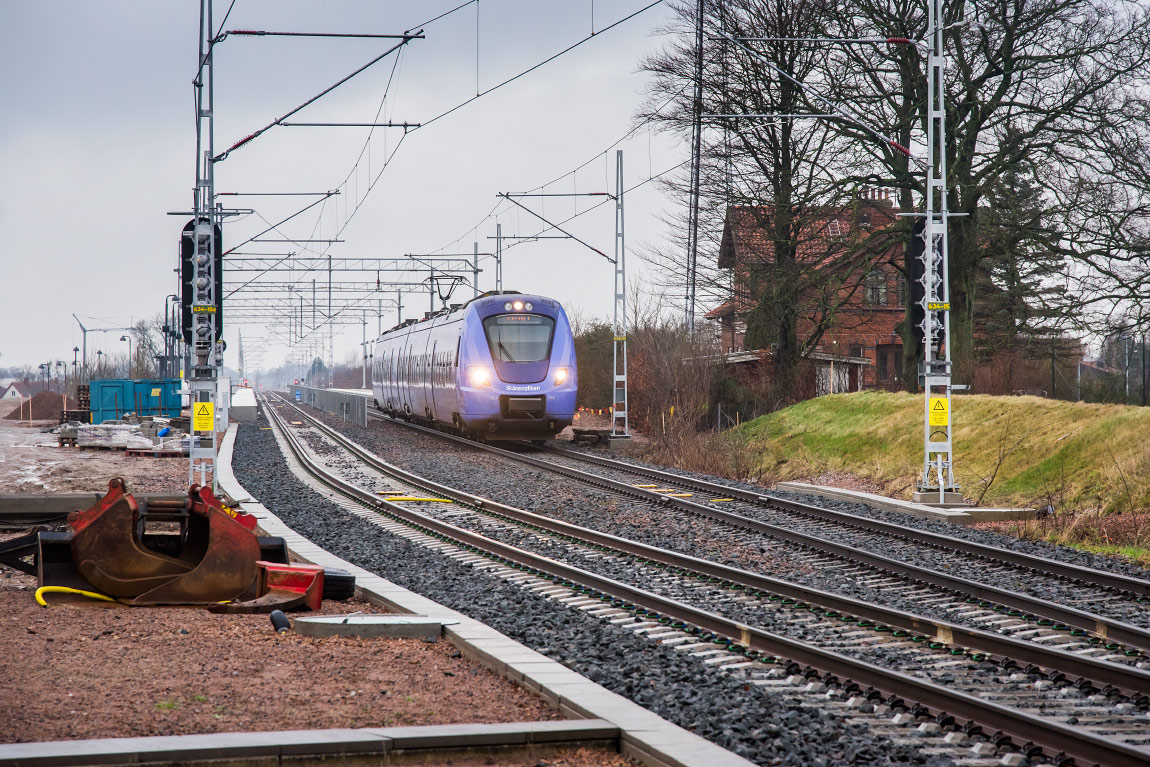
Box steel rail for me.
[262,398,1150,767]
[365,408,1150,653]
[537,444,1150,599]
[280,396,1150,698]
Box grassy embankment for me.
[735,391,1150,564]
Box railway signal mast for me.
[187,0,223,487]
[715,0,963,500]
[915,0,960,505]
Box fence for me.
[291,386,368,426]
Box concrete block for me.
[293,614,453,640]
[368,722,530,749]
[270,729,386,756]
[524,719,620,744]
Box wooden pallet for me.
[125,448,185,458]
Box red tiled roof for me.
[719,198,899,270]
[704,301,734,319]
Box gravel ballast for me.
[234,415,948,766]
[295,409,1150,643]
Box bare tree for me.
[641,0,903,393]
[825,0,1150,385]
[131,317,162,378]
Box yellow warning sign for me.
[193,402,215,433]
[927,301,950,311]
[929,397,948,426]
[150,388,161,397]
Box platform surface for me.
[775,482,1035,524]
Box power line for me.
[425,83,688,257]
[413,0,664,133]
[230,1,667,345]
[290,0,668,301]
[212,33,422,162]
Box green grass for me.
[737,391,1150,512]
[1057,541,1150,565]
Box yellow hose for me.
[34,586,116,607]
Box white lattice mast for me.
[189,0,222,487]
[917,0,958,501]
[612,150,630,439]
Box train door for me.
[428,341,438,421]
[401,340,412,415]
[385,347,396,409]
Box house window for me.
[827,219,843,237]
[849,344,862,358]
[864,271,887,305]
[896,275,908,307]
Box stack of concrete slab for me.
[230,387,257,422]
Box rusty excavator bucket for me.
[66,478,261,605]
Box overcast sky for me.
[0,0,685,373]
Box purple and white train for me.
[371,291,577,441]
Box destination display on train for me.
[494,314,544,323]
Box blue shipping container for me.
[89,379,182,423]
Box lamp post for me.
[120,335,133,378]
[96,350,104,380]
[38,363,48,393]
[72,347,79,387]
[163,294,179,378]
[57,361,66,399]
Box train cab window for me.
[483,314,555,362]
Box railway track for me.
[364,406,1150,657]
[264,395,1150,767]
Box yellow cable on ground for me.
[34,586,116,607]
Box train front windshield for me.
[484,314,555,362]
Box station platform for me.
[775,482,1036,525]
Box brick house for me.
[705,190,908,391]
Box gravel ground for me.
[530,452,1150,628]
[0,582,558,743]
[302,410,1150,648]
[563,439,1150,581]
[297,426,1150,740]
[235,415,949,766]
[0,419,188,494]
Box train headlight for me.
[524,302,533,311]
[513,301,524,311]
[553,367,568,385]
[468,367,492,387]
[504,302,513,310]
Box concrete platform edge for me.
[775,482,1035,524]
[215,423,756,767]
[0,720,621,767]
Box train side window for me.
[454,338,460,368]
